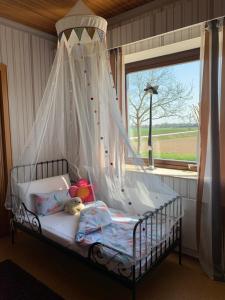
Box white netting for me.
[6,7,180,221]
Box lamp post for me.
[144,84,158,169]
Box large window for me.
[126,49,200,170]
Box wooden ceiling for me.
[0,0,153,35]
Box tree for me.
[127,68,193,154]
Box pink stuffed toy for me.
[69,185,78,198]
[76,184,94,203]
[76,178,89,187]
[69,178,94,203]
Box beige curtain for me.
[197,19,225,281]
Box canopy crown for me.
[56,0,107,37]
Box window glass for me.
[126,60,200,162]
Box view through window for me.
[126,57,200,164]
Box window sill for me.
[127,165,198,180]
[146,167,198,180]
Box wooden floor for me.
[0,232,225,300]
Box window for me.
[125,49,200,170]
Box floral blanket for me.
[75,202,168,259]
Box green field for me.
[129,126,198,162]
[129,127,198,137]
[141,151,197,161]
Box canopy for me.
[6,0,180,218]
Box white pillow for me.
[17,174,71,212]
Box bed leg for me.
[132,266,136,300]
[178,218,182,265]
[132,285,136,300]
[11,229,15,245]
[10,218,15,245]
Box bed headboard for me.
[11,159,69,184]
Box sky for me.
[172,60,200,106]
[127,60,200,125]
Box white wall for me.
[150,173,198,257]
[123,24,201,60]
[0,17,56,163]
[159,174,198,257]
[107,0,225,49]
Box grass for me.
[154,152,196,161]
[129,126,198,162]
[152,131,198,141]
[129,127,198,137]
[141,151,197,161]
[132,132,198,142]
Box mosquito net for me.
[6,1,181,221]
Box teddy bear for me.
[64,197,85,215]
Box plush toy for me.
[69,178,94,203]
[69,185,78,198]
[76,178,89,187]
[76,184,94,203]
[64,197,85,215]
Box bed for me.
[10,159,182,300]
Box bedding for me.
[75,201,112,243]
[76,207,167,258]
[17,174,71,212]
[37,204,168,259]
[33,189,71,216]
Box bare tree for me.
[127,69,193,154]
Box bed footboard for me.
[88,197,182,300]
[88,242,134,285]
[88,196,182,286]
[133,196,182,282]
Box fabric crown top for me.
[55,0,108,37]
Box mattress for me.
[39,211,90,257]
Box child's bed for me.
[10,159,182,300]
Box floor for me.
[0,232,225,300]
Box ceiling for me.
[0,0,153,35]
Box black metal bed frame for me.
[10,159,182,300]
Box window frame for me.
[125,48,200,171]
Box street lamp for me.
[144,83,158,169]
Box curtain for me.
[109,48,123,114]
[197,19,225,281]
